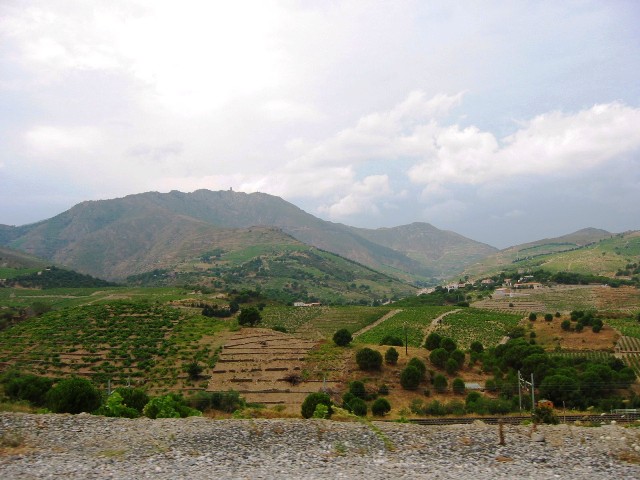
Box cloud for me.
[408,102,640,187]
[319,175,392,218]
[24,125,103,155]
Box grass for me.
[431,308,522,349]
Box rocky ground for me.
[2,413,640,479]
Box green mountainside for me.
[463,229,640,279]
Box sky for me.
[1,0,639,248]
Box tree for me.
[561,319,571,331]
[349,397,367,416]
[424,332,442,350]
[433,374,448,393]
[452,378,466,395]
[114,387,149,414]
[349,380,366,399]
[450,349,465,368]
[441,337,457,353]
[301,392,332,419]
[371,398,391,416]
[333,328,353,346]
[592,319,603,333]
[237,307,261,326]
[445,357,459,375]
[469,341,484,354]
[385,347,399,365]
[429,348,449,369]
[400,365,421,390]
[528,313,537,321]
[544,313,553,322]
[4,373,53,406]
[46,378,101,414]
[355,348,383,371]
[407,357,427,379]
[186,361,203,380]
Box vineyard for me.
[260,305,392,339]
[431,308,522,350]
[547,350,614,362]
[605,317,640,339]
[355,307,454,347]
[0,301,230,392]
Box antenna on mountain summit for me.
[229,187,233,191]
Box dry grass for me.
[529,317,618,351]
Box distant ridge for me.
[0,189,495,282]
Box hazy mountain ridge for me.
[1,190,493,282]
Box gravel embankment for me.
[2,413,640,479]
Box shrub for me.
[114,387,149,413]
[4,373,53,406]
[312,403,329,419]
[534,405,558,424]
[433,374,448,393]
[272,325,287,333]
[452,378,465,395]
[592,319,603,333]
[237,307,261,326]
[301,392,332,419]
[440,337,457,353]
[350,398,367,417]
[378,384,389,395]
[384,347,399,365]
[528,313,537,321]
[371,398,391,416]
[407,357,426,379]
[380,335,403,346]
[189,390,245,413]
[561,320,571,331]
[450,349,465,368]
[445,358,459,375]
[575,322,584,332]
[143,394,201,419]
[96,391,139,418]
[186,361,203,380]
[424,332,442,350]
[555,311,561,318]
[425,400,446,416]
[469,341,484,354]
[544,313,553,322]
[355,348,382,371]
[400,365,422,390]
[46,378,102,414]
[333,328,353,347]
[349,380,366,399]
[429,348,449,369]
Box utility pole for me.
[404,322,408,356]
[517,371,534,413]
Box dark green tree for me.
[400,365,421,390]
[46,378,101,414]
[452,378,466,395]
[237,307,261,326]
[355,348,383,371]
[333,329,353,347]
[380,335,403,346]
[301,392,332,419]
[440,337,457,353]
[433,374,448,393]
[384,347,399,365]
[424,332,442,350]
[371,398,391,416]
[429,348,449,369]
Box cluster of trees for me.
[0,371,246,417]
[4,266,116,289]
[424,333,475,375]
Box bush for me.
[378,384,389,395]
[433,374,448,393]
[272,325,287,333]
[407,357,426,379]
[452,378,465,395]
[349,380,366,399]
[4,373,53,406]
[301,392,332,419]
[371,398,391,416]
[237,307,261,326]
[355,348,383,371]
[528,313,537,321]
[384,347,399,365]
[333,328,353,347]
[429,348,449,369]
[440,337,457,353]
[450,349,465,368]
[445,357,459,375]
[469,341,484,354]
[186,361,203,380]
[380,335,403,346]
[350,398,367,417]
[592,319,603,333]
[561,320,571,331]
[114,387,149,413]
[96,391,139,418]
[143,394,201,419]
[400,365,422,390]
[534,405,558,424]
[46,378,102,414]
[189,390,245,413]
[544,313,553,322]
[425,400,446,416]
[424,332,442,350]
[312,403,329,419]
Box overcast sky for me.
[1,1,639,248]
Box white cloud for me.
[319,175,392,218]
[24,125,103,155]
[408,102,640,187]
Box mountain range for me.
[1,189,637,297]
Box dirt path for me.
[421,309,461,345]
[352,309,402,337]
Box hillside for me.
[462,228,640,279]
[0,190,494,283]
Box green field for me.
[605,316,640,339]
[261,305,392,339]
[355,306,454,347]
[0,301,230,391]
[431,308,522,350]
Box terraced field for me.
[260,305,392,339]
[0,301,230,392]
[431,308,522,350]
[354,306,454,347]
[207,329,341,413]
